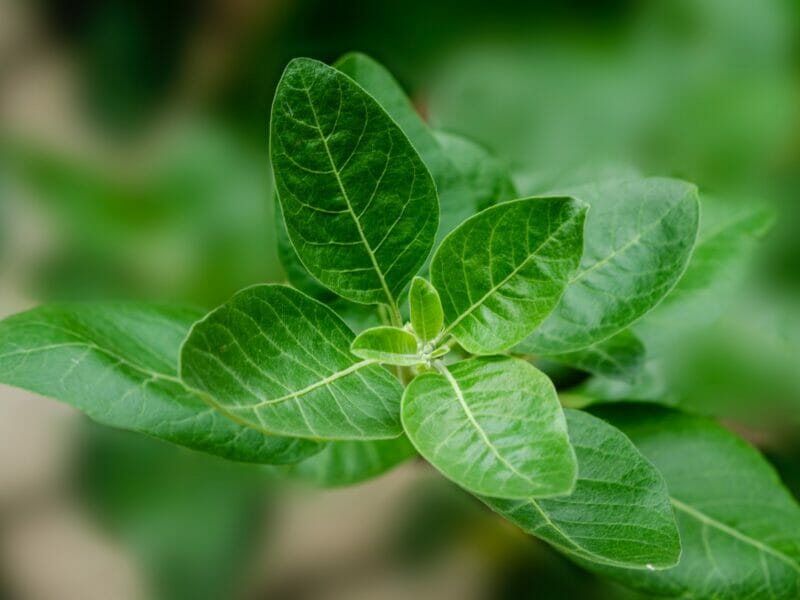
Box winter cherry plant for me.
[1,54,797,599]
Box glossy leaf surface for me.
[180,285,403,440]
[484,409,680,569]
[271,58,438,305]
[402,356,576,499]
[0,304,318,464]
[431,197,586,354]
[335,53,516,242]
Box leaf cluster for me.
[0,53,795,599]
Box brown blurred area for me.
[1,0,799,598]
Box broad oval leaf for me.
[402,356,576,499]
[279,435,417,488]
[545,329,646,382]
[334,52,449,181]
[351,326,419,366]
[409,276,443,342]
[274,195,335,301]
[270,57,438,306]
[334,53,516,243]
[484,409,680,570]
[587,405,800,599]
[180,285,403,440]
[518,178,699,354]
[0,304,319,464]
[430,197,586,354]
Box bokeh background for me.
[1,0,799,598]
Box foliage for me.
[0,53,795,599]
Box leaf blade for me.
[483,409,680,570]
[519,178,700,354]
[402,356,576,499]
[270,57,438,306]
[545,329,646,382]
[180,284,404,440]
[431,197,586,354]
[586,405,800,599]
[0,303,319,464]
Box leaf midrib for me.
[524,498,669,570]
[670,498,800,573]
[230,359,377,409]
[435,362,536,488]
[569,197,688,285]
[298,73,398,314]
[440,204,581,338]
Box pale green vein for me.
[299,77,401,322]
[671,498,800,573]
[434,361,535,486]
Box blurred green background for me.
[0,0,798,598]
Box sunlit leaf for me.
[431,197,586,354]
[484,409,680,569]
[180,285,403,440]
[0,304,318,463]
[402,356,576,499]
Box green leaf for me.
[274,195,335,301]
[334,53,516,242]
[518,178,699,354]
[544,329,646,382]
[587,405,800,599]
[409,276,443,342]
[270,57,438,307]
[635,198,775,352]
[333,52,449,181]
[180,284,403,440]
[0,304,318,464]
[280,435,417,488]
[350,326,420,366]
[483,409,680,570]
[430,197,586,354]
[401,356,576,499]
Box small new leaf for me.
[431,197,586,354]
[180,285,403,440]
[351,326,420,366]
[402,356,577,499]
[409,277,443,342]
